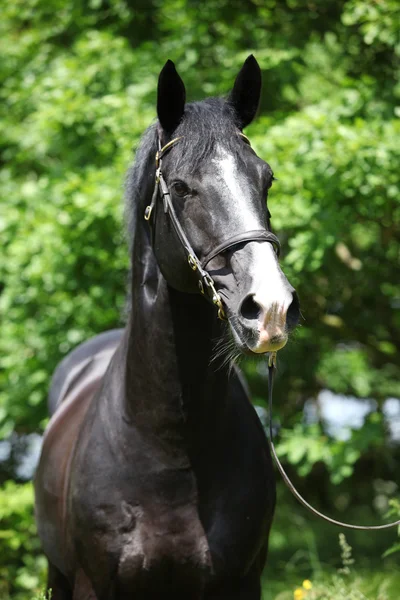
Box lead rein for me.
[267,356,400,531]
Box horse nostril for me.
[286,291,300,331]
[240,294,261,321]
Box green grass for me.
[32,569,400,600]
[263,533,400,600]
[264,569,400,600]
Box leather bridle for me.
[144,134,280,320]
[144,133,400,531]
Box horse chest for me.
[70,458,213,590]
[115,501,212,592]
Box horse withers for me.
[34,56,300,600]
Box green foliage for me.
[0,0,399,595]
[382,499,400,558]
[1,0,399,439]
[276,412,385,484]
[33,592,52,600]
[0,482,46,599]
[343,0,400,53]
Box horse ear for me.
[229,55,262,129]
[157,60,186,135]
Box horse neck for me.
[122,222,229,463]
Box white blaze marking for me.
[212,146,259,231]
[248,242,293,315]
[212,146,292,317]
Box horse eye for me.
[172,181,189,197]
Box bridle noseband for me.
[144,132,400,531]
[144,134,280,320]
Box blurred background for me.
[0,1,399,598]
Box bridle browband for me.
[144,133,280,319]
[144,133,400,531]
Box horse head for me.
[150,55,300,355]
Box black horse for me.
[34,56,300,600]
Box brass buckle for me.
[204,274,226,320]
[144,206,152,221]
[188,255,197,271]
[215,295,226,320]
[218,310,225,320]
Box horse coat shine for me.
[34,56,300,600]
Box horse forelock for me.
[172,98,241,172]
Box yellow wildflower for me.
[294,589,304,600]
[302,580,312,590]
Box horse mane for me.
[124,123,158,254]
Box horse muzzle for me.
[236,291,300,354]
[214,240,301,355]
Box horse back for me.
[34,329,123,574]
[48,329,123,414]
